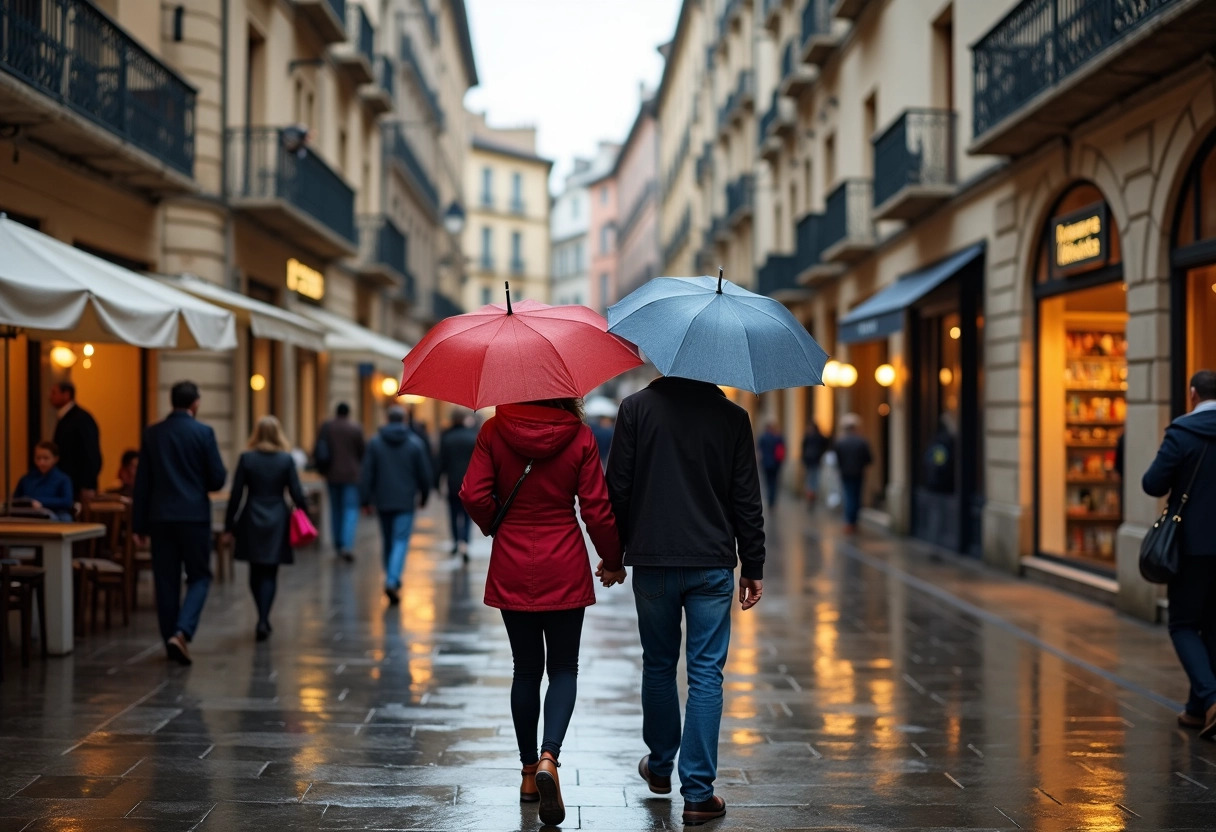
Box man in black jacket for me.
[604,376,765,826]
[50,381,102,501]
[435,410,478,559]
[133,381,227,666]
[1143,369,1216,737]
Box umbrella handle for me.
[504,281,513,315]
[717,267,724,294]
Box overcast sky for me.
[463,0,682,190]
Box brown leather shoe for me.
[1200,703,1216,739]
[638,755,671,794]
[519,761,540,803]
[683,795,726,825]
[534,751,565,825]
[1179,711,1204,730]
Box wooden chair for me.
[74,503,131,633]
[1,560,48,678]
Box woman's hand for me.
[595,559,627,587]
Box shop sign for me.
[1051,201,1109,279]
[286,258,325,300]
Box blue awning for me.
[837,243,985,344]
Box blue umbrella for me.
[607,270,829,393]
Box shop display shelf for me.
[1066,513,1122,522]
[1064,420,1124,427]
[1065,386,1127,393]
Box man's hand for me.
[595,560,627,587]
[739,578,763,611]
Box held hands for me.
[739,577,763,611]
[595,559,627,588]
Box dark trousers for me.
[448,492,471,546]
[1168,557,1216,714]
[841,476,864,525]
[248,564,279,627]
[500,607,585,764]
[762,466,781,508]
[150,522,213,643]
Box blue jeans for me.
[841,476,863,525]
[1168,557,1216,714]
[150,522,213,643]
[328,483,360,553]
[378,510,415,590]
[633,566,734,803]
[762,467,781,508]
[448,492,471,546]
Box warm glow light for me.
[250,373,267,392]
[83,343,95,357]
[822,360,841,387]
[82,358,92,370]
[949,326,961,340]
[836,362,858,388]
[50,346,77,368]
[878,403,891,416]
[380,377,400,397]
[939,367,954,386]
[401,393,426,405]
[874,363,896,387]
[1211,283,1216,294]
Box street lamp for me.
[443,201,466,236]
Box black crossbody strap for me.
[489,459,534,536]
[1175,442,1210,519]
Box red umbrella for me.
[398,291,642,410]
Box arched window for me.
[1171,132,1216,412]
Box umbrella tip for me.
[717,267,724,294]
[504,281,513,315]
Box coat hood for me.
[1172,408,1216,439]
[379,423,412,446]
[493,404,583,460]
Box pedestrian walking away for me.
[460,398,624,827]
[435,410,478,560]
[801,420,830,504]
[132,381,227,666]
[605,376,765,825]
[225,416,308,641]
[12,441,75,521]
[834,413,873,535]
[360,406,432,606]
[1142,369,1216,737]
[757,422,786,508]
[314,402,365,563]
[49,380,102,502]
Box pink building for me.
[587,170,618,314]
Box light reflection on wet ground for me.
[0,501,1211,831]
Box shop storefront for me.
[1035,184,1126,574]
[1171,130,1216,413]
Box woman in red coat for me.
[460,398,624,825]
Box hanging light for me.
[83,343,95,357]
[380,377,400,397]
[939,367,954,386]
[50,346,77,368]
[949,326,961,340]
[250,373,267,392]
[874,363,896,387]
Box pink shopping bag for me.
[289,507,318,548]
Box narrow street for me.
[1,501,1212,831]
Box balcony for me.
[831,0,872,21]
[400,35,444,129]
[760,91,796,161]
[758,254,809,302]
[734,69,755,116]
[794,212,843,285]
[821,179,875,263]
[780,39,816,96]
[295,0,348,44]
[695,147,713,186]
[357,214,409,289]
[510,258,526,276]
[0,0,197,193]
[764,0,786,31]
[872,109,956,221]
[333,3,374,84]
[801,0,840,67]
[360,55,394,115]
[726,174,754,226]
[712,215,731,245]
[432,290,463,320]
[718,0,742,44]
[226,127,357,258]
[971,0,1215,156]
[384,123,439,214]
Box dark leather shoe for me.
[1179,710,1204,729]
[166,633,192,666]
[638,755,671,794]
[682,795,726,825]
[385,587,400,606]
[1200,703,1216,739]
[535,751,565,825]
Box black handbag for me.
[488,459,533,537]
[1140,443,1208,583]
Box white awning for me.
[296,305,411,375]
[0,215,237,350]
[156,274,326,353]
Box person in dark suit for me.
[436,410,478,560]
[50,381,102,500]
[225,416,307,641]
[133,381,227,666]
[1143,369,1216,737]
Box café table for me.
[0,521,106,655]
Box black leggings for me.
[248,564,278,626]
[500,607,585,765]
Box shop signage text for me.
[1051,201,1109,279]
[286,258,325,300]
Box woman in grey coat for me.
[225,416,308,640]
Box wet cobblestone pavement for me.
[2,502,1214,831]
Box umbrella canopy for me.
[607,273,828,393]
[0,215,237,350]
[398,297,643,410]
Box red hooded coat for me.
[460,404,623,611]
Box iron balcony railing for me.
[374,54,394,99]
[432,290,463,320]
[384,123,439,211]
[420,0,439,43]
[735,69,754,106]
[758,254,799,297]
[719,0,740,42]
[873,109,956,209]
[349,3,373,67]
[972,0,1180,138]
[759,90,781,142]
[781,40,795,80]
[510,258,526,276]
[822,179,874,252]
[324,0,348,24]
[726,174,755,219]
[226,126,356,244]
[695,147,713,185]
[0,0,197,175]
[400,35,444,129]
[802,0,832,48]
[358,213,408,273]
[794,212,825,272]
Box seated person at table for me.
[13,441,75,521]
[107,450,139,498]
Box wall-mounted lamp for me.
[875,363,896,387]
[822,360,857,388]
[250,373,267,392]
[380,377,400,397]
[50,346,76,369]
[443,201,467,235]
[948,326,961,340]
[939,367,954,387]
[83,343,95,357]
